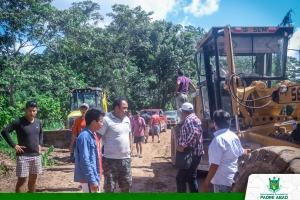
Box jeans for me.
[176,155,202,193]
[213,184,231,193]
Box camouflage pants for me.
[102,157,132,192]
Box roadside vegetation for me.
[0,1,298,164]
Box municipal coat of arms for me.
[268,177,281,193]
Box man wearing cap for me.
[174,69,197,122]
[69,103,89,162]
[176,102,204,193]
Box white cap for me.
[79,103,89,109]
[179,102,194,111]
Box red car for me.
[140,109,167,132]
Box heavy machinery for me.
[43,87,108,147]
[171,26,300,192]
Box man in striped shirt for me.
[176,102,204,193]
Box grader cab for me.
[171,26,300,192]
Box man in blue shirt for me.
[74,108,105,193]
[202,110,249,193]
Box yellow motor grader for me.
[43,87,108,147]
[171,25,300,192]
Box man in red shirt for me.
[69,103,89,162]
[150,111,160,143]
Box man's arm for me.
[39,121,43,153]
[174,81,180,96]
[1,119,26,153]
[129,132,132,152]
[177,121,199,151]
[69,120,78,152]
[201,164,219,192]
[189,82,197,92]
[150,118,153,129]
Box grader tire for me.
[232,146,300,192]
[171,124,183,167]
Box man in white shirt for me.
[97,97,132,193]
[201,109,249,193]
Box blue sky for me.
[50,0,299,59]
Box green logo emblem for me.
[268,177,281,193]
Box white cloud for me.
[288,28,300,60]
[180,16,193,27]
[183,0,220,17]
[52,0,180,21]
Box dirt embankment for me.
[0,129,212,192]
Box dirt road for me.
[0,129,212,192]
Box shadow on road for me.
[36,188,81,192]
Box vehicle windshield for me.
[140,111,153,116]
[70,91,102,111]
[164,111,177,117]
[217,35,286,78]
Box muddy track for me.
[0,129,211,193]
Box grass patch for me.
[41,145,56,167]
[0,133,17,161]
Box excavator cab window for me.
[196,50,211,119]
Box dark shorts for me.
[102,157,132,192]
[134,136,144,143]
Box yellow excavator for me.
[171,25,300,192]
[43,87,108,147]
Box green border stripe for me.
[0,193,245,200]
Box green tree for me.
[0,0,59,106]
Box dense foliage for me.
[0,1,298,131]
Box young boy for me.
[74,108,105,193]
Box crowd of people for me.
[1,69,248,194]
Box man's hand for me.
[39,145,41,153]
[201,182,209,193]
[177,145,185,152]
[13,145,26,153]
[69,145,73,152]
[244,148,251,155]
[90,182,99,192]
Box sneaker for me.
[158,139,160,143]
[152,140,154,143]
[138,154,142,158]
[135,154,140,157]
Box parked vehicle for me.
[140,109,167,132]
[164,110,180,129]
